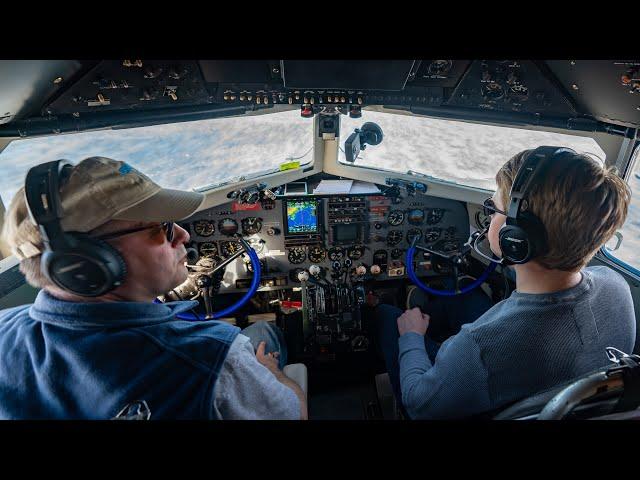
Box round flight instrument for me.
[481,82,504,100]
[193,220,215,237]
[347,245,365,260]
[308,245,326,263]
[387,210,405,226]
[426,208,445,225]
[288,247,307,264]
[220,241,243,258]
[387,230,403,246]
[407,209,425,225]
[406,229,422,244]
[425,227,442,243]
[218,218,239,236]
[241,217,263,235]
[328,246,344,261]
[509,84,529,102]
[198,242,218,257]
[391,248,404,260]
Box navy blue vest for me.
[0,291,240,419]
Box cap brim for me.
[113,188,205,222]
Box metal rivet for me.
[53,76,63,84]
[571,84,579,90]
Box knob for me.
[357,97,363,105]
[344,258,353,268]
[224,92,230,101]
[266,227,281,236]
[168,90,178,101]
[256,97,262,104]
[309,265,321,276]
[332,261,341,271]
[355,265,367,276]
[288,97,293,104]
[263,96,269,104]
[310,97,315,104]
[247,95,253,101]
[297,270,310,282]
[240,94,246,101]
[370,265,381,275]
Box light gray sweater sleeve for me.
[211,334,300,420]
[398,329,491,419]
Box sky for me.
[0,108,637,270]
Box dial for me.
[218,218,238,236]
[347,245,365,260]
[425,227,442,243]
[391,248,404,260]
[241,217,263,235]
[288,247,307,264]
[406,229,423,244]
[388,210,405,226]
[407,209,425,225]
[426,208,445,225]
[308,245,326,263]
[193,220,215,237]
[220,241,243,258]
[509,84,529,102]
[198,241,218,257]
[328,246,344,261]
[428,60,453,76]
[481,82,504,100]
[387,230,403,246]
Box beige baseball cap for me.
[5,157,205,259]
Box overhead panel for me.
[546,60,640,129]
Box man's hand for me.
[397,307,430,336]
[256,341,281,375]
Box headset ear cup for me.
[41,235,127,297]
[499,223,532,264]
[518,212,548,260]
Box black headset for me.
[24,160,127,296]
[498,146,576,265]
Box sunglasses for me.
[482,198,507,217]
[95,221,175,242]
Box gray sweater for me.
[398,266,637,419]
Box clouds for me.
[0,108,637,271]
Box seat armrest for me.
[283,363,308,398]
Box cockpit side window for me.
[603,143,640,274]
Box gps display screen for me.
[285,199,319,234]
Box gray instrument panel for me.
[181,193,470,293]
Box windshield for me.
[0,109,312,207]
[339,110,606,190]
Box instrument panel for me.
[182,187,470,293]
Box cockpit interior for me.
[1,59,640,420]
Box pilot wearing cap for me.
[0,157,307,419]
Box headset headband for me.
[506,146,574,221]
[24,160,75,252]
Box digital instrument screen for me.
[334,224,359,242]
[285,199,319,234]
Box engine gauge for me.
[391,248,404,260]
[425,227,442,243]
[288,247,307,264]
[347,245,365,260]
[328,246,344,261]
[220,241,243,258]
[426,208,445,225]
[218,218,239,237]
[193,220,215,237]
[387,210,405,226]
[387,230,403,246]
[509,84,529,102]
[407,209,425,225]
[241,217,263,235]
[198,241,218,257]
[308,245,326,263]
[406,229,422,244]
[481,82,504,100]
